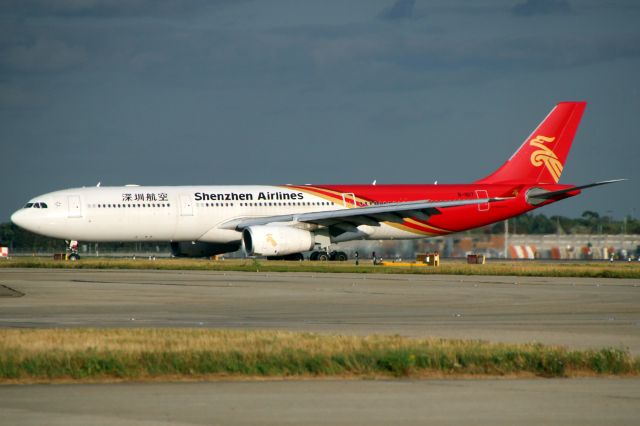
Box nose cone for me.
[11,209,29,231]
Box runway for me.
[1,379,639,426]
[1,268,639,425]
[1,268,639,352]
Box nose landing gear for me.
[66,240,80,261]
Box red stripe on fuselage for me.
[284,183,577,234]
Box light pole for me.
[504,219,509,259]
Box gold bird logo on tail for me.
[529,135,563,183]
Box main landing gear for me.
[266,250,349,261]
[309,250,348,261]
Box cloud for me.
[0,0,215,18]
[378,0,416,21]
[498,34,640,68]
[0,83,47,109]
[511,0,574,17]
[2,39,87,71]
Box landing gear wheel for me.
[328,251,348,261]
[68,253,80,261]
[335,251,348,261]
[309,251,319,261]
[316,252,329,261]
[285,252,304,261]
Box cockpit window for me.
[23,202,48,209]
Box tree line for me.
[0,222,169,253]
[487,211,640,235]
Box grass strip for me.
[2,257,640,278]
[1,329,638,383]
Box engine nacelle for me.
[243,226,314,256]
[170,241,241,258]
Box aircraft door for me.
[341,193,357,208]
[475,190,489,211]
[67,195,82,218]
[179,194,194,216]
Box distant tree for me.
[530,214,555,234]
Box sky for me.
[1,0,639,221]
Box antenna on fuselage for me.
[372,180,377,185]
[96,182,101,187]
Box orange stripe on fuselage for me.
[282,185,453,234]
[284,185,370,207]
[385,221,437,237]
[403,218,450,234]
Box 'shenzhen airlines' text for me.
[194,192,304,201]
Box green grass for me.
[2,257,640,278]
[0,329,638,383]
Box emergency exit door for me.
[179,195,193,216]
[475,190,489,211]
[341,193,357,208]
[67,196,82,218]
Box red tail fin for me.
[476,102,587,184]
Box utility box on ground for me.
[419,252,440,266]
[467,254,486,264]
[381,252,440,268]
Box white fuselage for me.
[10,185,411,244]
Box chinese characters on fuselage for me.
[122,193,168,202]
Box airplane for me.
[10,101,624,260]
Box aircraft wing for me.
[220,198,507,231]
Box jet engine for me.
[170,241,241,258]
[242,226,314,256]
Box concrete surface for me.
[1,379,639,425]
[0,268,639,352]
[1,268,639,425]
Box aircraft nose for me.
[11,209,29,230]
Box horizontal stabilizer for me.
[527,179,627,202]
